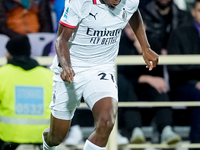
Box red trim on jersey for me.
[59,21,76,29]
[93,0,97,4]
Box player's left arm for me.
[129,9,159,71]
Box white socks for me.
[42,128,105,150]
[42,130,57,150]
[83,140,106,150]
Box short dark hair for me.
[6,35,31,57]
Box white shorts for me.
[49,65,118,120]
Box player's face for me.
[101,0,121,8]
[192,2,200,25]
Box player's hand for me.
[142,48,159,71]
[61,67,75,83]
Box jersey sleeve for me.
[59,0,82,29]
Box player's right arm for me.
[56,24,75,83]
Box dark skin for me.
[128,9,159,70]
[43,0,159,147]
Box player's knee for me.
[96,115,115,135]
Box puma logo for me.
[89,12,98,20]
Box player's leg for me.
[83,70,118,150]
[43,114,71,149]
[88,97,118,147]
[42,80,82,150]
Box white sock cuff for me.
[84,140,106,150]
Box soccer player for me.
[42,0,159,149]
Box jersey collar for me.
[93,0,102,5]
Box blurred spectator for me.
[0,35,53,150]
[0,0,53,38]
[48,0,57,33]
[138,0,152,9]
[53,0,65,30]
[167,0,200,148]
[140,0,191,55]
[48,0,55,9]
[117,23,181,145]
[185,0,196,12]
[0,34,9,58]
[137,0,191,143]
[174,0,196,12]
[174,0,187,10]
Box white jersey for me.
[50,0,139,74]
